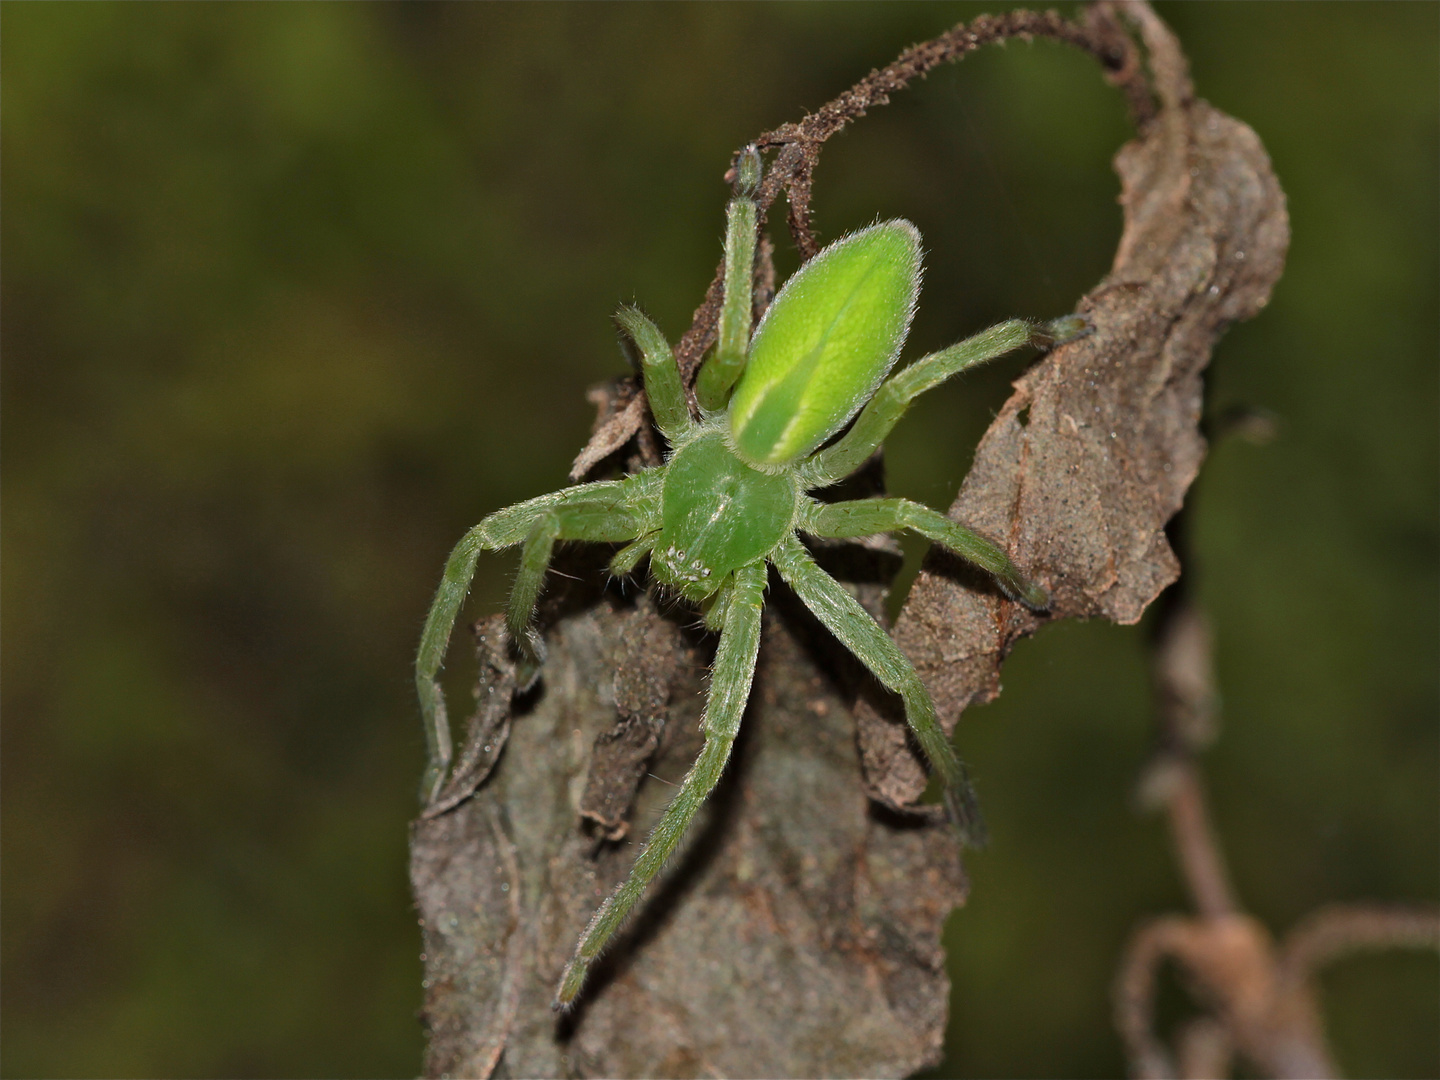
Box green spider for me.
[415,147,1088,1009]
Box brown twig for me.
[751,7,1146,261]
[1280,904,1440,985]
[573,5,1148,474]
[1115,594,1440,1079]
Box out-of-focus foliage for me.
[2,4,1434,1077]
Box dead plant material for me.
[414,4,1291,1075]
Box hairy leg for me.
[609,531,659,577]
[555,560,767,1008]
[415,472,661,802]
[802,495,1049,610]
[698,571,737,632]
[769,535,986,846]
[507,501,658,680]
[803,315,1090,486]
[614,307,693,444]
[695,146,761,412]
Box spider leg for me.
[554,560,767,1009]
[698,574,734,631]
[416,472,661,802]
[695,146,761,412]
[465,474,652,548]
[614,307,693,443]
[802,496,1050,610]
[769,535,986,847]
[802,315,1091,487]
[506,500,656,684]
[609,531,659,577]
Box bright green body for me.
[414,145,1089,1009]
[728,221,919,465]
[654,427,799,602]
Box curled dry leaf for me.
[576,598,681,840]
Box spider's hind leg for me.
[769,535,987,846]
[695,145,761,412]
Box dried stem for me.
[750,7,1147,260]
[1115,593,1440,1079]
[1165,765,1236,920]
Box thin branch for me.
[1116,596,1440,1078]
[574,6,1147,472]
[751,6,1147,260]
[1278,904,1440,991]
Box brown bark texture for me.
[409,5,1289,1077]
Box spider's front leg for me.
[554,560,767,1009]
[803,495,1050,610]
[415,473,660,803]
[769,535,987,846]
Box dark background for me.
[4,4,1435,1076]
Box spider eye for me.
[727,220,920,465]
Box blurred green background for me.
[3,3,1435,1076]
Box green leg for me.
[415,473,661,803]
[803,316,1091,487]
[554,560,767,1009]
[803,496,1050,610]
[416,525,490,803]
[506,501,657,684]
[464,475,651,549]
[769,535,986,847]
[614,307,693,444]
[506,514,559,682]
[695,146,761,412]
[609,532,658,577]
[698,572,736,632]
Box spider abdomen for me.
[654,429,798,601]
[726,220,920,466]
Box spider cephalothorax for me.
[415,146,1088,1008]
